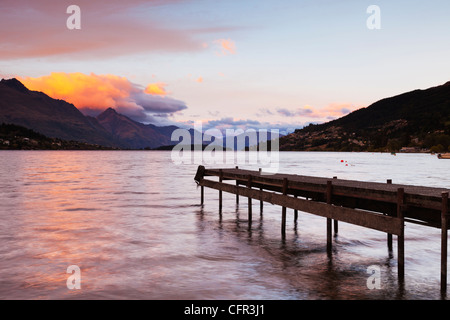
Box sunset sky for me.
[1,0,450,133]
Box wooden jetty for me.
[194,165,450,293]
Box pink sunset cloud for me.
[145,83,169,96]
[213,39,237,56]
[19,72,187,123]
[0,0,212,60]
[270,103,361,120]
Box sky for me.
[1,0,450,133]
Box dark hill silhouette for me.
[0,78,119,147]
[96,108,179,149]
[279,81,450,152]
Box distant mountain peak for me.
[0,78,29,93]
[104,107,118,114]
[96,107,178,149]
[97,107,122,119]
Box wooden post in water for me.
[441,192,449,294]
[259,168,263,213]
[294,195,298,222]
[332,177,338,234]
[397,188,405,280]
[235,166,239,204]
[219,169,223,212]
[201,186,204,205]
[260,187,264,214]
[387,179,393,251]
[247,175,252,222]
[281,178,288,236]
[326,181,333,252]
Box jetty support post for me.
[235,166,239,204]
[259,167,263,214]
[441,192,449,294]
[397,188,405,280]
[258,168,263,214]
[260,188,264,214]
[219,169,223,212]
[294,195,298,222]
[387,179,393,251]
[281,178,288,237]
[326,180,333,253]
[201,186,204,205]
[194,165,206,205]
[247,175,252,222]
[332,177,338,234]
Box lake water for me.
[0,150,449,300]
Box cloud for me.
[177,117,262,132]
[204,117,260,129]
[19,72,187,123]
[145,82,168,96]
[272,103,359,120]
[213,39,236,55]
[256,108,274,116]
[276,106,314,117]
[321,103,356,118]
[198,117,281,132]
[181,117,296,137]
[0,0,216,60]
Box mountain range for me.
[1,78,450,152]
[0,78,278,150]
[0,78,179,149]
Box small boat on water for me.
[437,153,450,159]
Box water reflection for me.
[195,194,416,300]
[0,151,448,299]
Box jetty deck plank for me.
[205,167,448,200]
[200,167,449,227]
